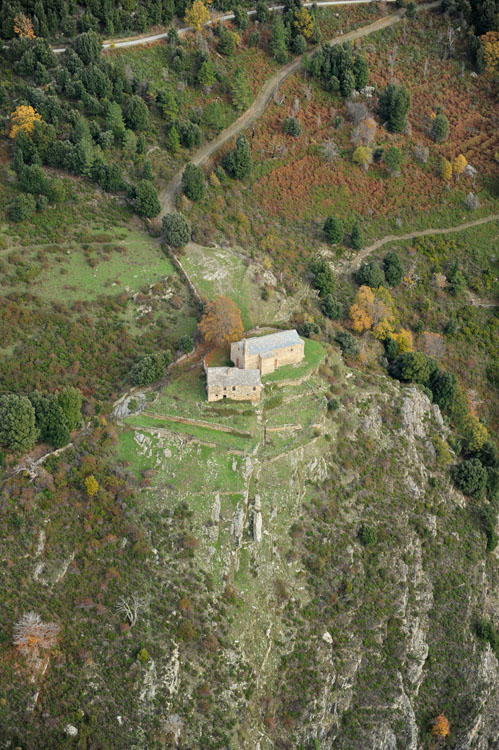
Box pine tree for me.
[270,15,288,63]
[223,134,252,179]
[230,69,251,111]
[351,220,363,250]
[167,126,180,153]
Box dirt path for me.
[341,213,499,271]
[51,1,397,53]
[156,2,439,222]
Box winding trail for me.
[156,3,440,220]
[345,214,499,271]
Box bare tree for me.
[13,612,60,671]
[388,45,398,79]
[320,139,339,166]
[116,594,145,628]
[346,100,368,124]
[465,192,479,211]
[351,117,377,146]
[292,96,300,115]
[423,59,429,78]
[304,85,312,101]
[413,144,429,164]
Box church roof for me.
[242,329,302,356]
[206,367,262,388]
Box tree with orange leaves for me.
[349,285,375,332]
[9,105,42,139]
[13,612,60,673]
[431,714,450,738]
[198,296,243,347]
[14,13,36,39]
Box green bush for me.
[283,117,301,137]
[178,335,194,353]
[383,252,403,286]
[8,193,36,222]
[130,352,171,386]
[355,260,384,288]
[311,260,335,297]
[321,294,341,319]
[453,458,487,499]
[359,524,377,546]
[334,331,359,358]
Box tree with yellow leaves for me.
[350,285,396,335]
[481,31,499,76]
[440,157,452,181]
[393,328,413,354]
[294,7,314,39]
[463,414,488,452]
[453,153,467,178]
[14,13,36,38]
[198,296,243,346]
[85,475,99,497]
[431,714,450,738]
[9,105,42,139]
[185,0,210,32]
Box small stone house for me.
[206,367,262,402]
[230,329,304,376]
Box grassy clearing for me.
[180,242,292,329]
[32,230,173,302]
[125,413,257,450]
[263,338,326,382]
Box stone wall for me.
[207,384,262,402]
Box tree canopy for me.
[198,296,244,347]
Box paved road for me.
[52,0,397,53]
[156,2,440,222]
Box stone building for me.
[230,329,304,376]
[206,367,262,402]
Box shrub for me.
[384,146,403,173]
[453,458,487,498]
[283,117,301,137]
[182,163,205,201]
[8,193,36,222]
[334,331,359,357]
[162,213,191,247]
[130,352,171,386]
[359,524,377,546]
[178,335,194,353]
[125,95,149,132]
[323,216,343,244]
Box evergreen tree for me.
[383,252,403,286]
[350,220,363,250]
[270,15,288,63]
[255,0,270,24]
[353,55,369,89]
[125,95,149,132]
[166,125,180,153]
[431,111,449,143]
[197,59,217,88]
[379,83,411,133]
[223,134,252,179]
[134,179,161,217]
[162,212,191,247]
[355,260,385,288]
[230,69,251,111]
[182,163,205,201]
[0,394,37,452]
[323,216,343,244]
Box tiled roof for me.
[206,367,262,388]
[243,329,302,356]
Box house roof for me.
[206,367,262,388]
[242,329,302,357]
